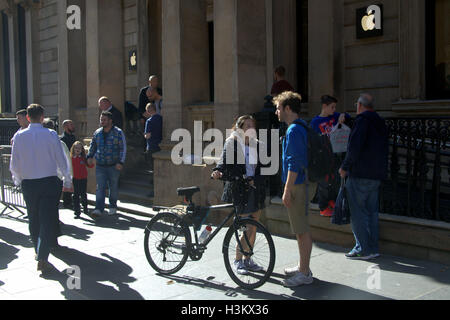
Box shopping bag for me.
[331,178,351,225]
[329,124,351,154]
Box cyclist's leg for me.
[235,210,262,261]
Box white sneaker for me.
[234,260,249,275]
[107,208,117,216]
[284,265,300,277]
[283,270,313,287]
[244,258,264,272]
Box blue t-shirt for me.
[310,112,350,135]
[282,119,308,185]
[145,114,163,151]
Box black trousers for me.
[73,178,88,214]
[62,191,73,207]
[22,176,62,261]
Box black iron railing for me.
[0,119,20,146]
[381,117,450,222]
[254,110,450,223]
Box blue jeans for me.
[22,176,62,261]
[95,166,121,212]
[345,177,381,256]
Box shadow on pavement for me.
[60,223,94,241]
[84,213,149,232]
[314,242,450,285]
[159,274,295,300]
[0,241,19,271]
[44,246,144,300]
[159,273,389,300]
[0,226,33,248]
[289,278,392,300]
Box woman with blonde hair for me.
[211,115,267,275]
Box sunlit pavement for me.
[0,203,449,300]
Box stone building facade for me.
[1,0,449,132]
[0,0,449,261]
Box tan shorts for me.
[286,183,317,235]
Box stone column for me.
[161,0,209,142]
[85,0,124,135]
[214,0,267,134]
[57,0,70,124]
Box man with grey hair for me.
[339,93,389,260]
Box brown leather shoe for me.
[37,260,54,273]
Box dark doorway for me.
[296,0,308,102]
[148,0,162,84]
[208,21,214,102]
[17,4,28,109]
[426,0,450,100]
[1,12,11,113]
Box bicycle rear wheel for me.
[223,219,275,290]
[144,212,191,275]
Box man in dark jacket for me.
[339,93,389,261]
[60,120,76,151]
[98,97,124,130]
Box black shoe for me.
[74,213,81,219]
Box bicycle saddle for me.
[177,187,200,199]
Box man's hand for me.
[338,114,346,124]
[115,164,124,171]
[339,168,347,179]
[211,171,223,180]
[144,133,151,140]
[87,158,94,166]
[282,188,292,208]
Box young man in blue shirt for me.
[274,91,317,287]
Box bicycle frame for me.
[152,203,255,257]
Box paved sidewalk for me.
[0,203,449,300]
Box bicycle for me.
[144,186,276,290]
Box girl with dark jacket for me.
[211,115,267,275]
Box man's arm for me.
[118,129,127,165]
[10,136,22,186]
[52,132,72,188]
[283,170,298,208]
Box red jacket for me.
[72,156,94,180]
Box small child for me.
[70,141,94,218]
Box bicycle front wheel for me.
[144,212,191,275]
[223,219,275,290]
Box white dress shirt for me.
[10,123,72,187]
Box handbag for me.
[331,178,351,225]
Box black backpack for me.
[293,119,334,183]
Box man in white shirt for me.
[10,104,72,274]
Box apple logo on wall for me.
[357,4,383,39]
[361,5,381,31]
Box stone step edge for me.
[87,193,156,219]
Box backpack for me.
[294,119,334,183]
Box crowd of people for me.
[210,66,389,287]
[8,76,164,272]
[9,67,388,288]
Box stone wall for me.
[264,200,450,265]
[123,0,139,107]
[38,0,59,116]
[342,0,400,113]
